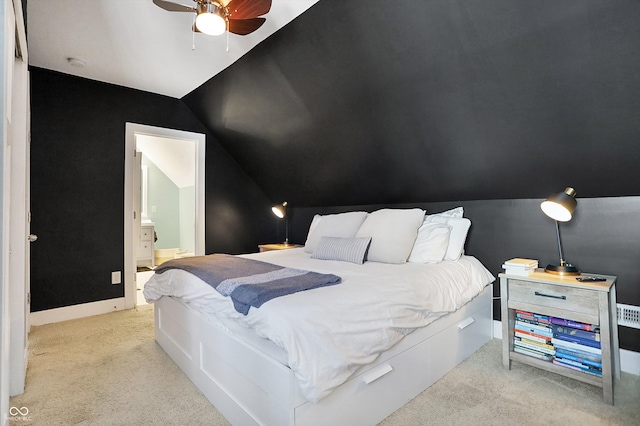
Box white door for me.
[7,0,30,397]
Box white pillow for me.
[431,207,464,218]
[304,212,368,253]
[355,208,425,264]
[312,236,372,264]
[423,215,471,261]
[408,222,452,263]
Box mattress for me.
[144,248,495,401]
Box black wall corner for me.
[29,68,274,311]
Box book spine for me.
[554,351,602,369]
[515,323,553,338]
[552,338,601,355]
[549,317,597,332]
[552,325,600,342]
[553,359,602,376]
[516,336,555,351]
[554,332,601,349]
[515,310,550,323]
[514,339,555,355]
[516,320,552,335]
[554,347,602,363]
[515,331,550,344]
[514,346,553,361]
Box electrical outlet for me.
[111,271,121,285]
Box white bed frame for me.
[154,284,493,425]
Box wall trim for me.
[30,298,125,326]
[493,320,639,376]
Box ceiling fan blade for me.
[153,0,195,13]
[227,0,272,19]
[228,17,266,35]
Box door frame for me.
[124,123,205,309]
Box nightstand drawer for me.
[508,279,599,316]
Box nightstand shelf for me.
[500,269,620,405]
[258,243,303,252]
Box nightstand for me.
[500,269,620,405]
[258,243,303,252]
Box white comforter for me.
[143,248,495,402]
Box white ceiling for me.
[136,134,195,188]
[27,0,319,99]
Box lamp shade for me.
[271,201,288,219]
[540,187,577,222]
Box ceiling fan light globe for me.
[196,12,226,36]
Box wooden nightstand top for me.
[259,243,304,252]
[499,269,616,292]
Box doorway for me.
[124,123,205,309]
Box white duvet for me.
[143,248,495,402]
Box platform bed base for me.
[154,284,493,426]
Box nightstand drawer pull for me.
[534,291,566,300]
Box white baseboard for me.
[492,320,639,376]
[30,298,126,326]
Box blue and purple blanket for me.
[154,254,341,315]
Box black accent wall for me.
[183,0,640,206]
[29,68,276,312]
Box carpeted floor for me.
[9,305,640,425]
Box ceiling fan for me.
[153,0,272,36]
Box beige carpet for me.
[9,305,640,425]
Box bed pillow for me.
[407,222,452,263]
[304,211,368,253]
[430,206,464,218]
[423,215,471,261]
[311,236,372,264]
[355,208,425,264]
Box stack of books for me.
[502,258,538,276]
[550,317,602,377]
[513,310,555,361]
[512,310,602,377]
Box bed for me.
[144,208,495,425]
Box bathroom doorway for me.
[124,123,206,308]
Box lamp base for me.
[545,263,580,276]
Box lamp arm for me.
[285,217,289,245]
[554,220,566,266]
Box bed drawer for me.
[508,279,599,316]
[296,331,430,426]
[295,301,492,426]
[427,303,493,383]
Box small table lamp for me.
[271,201,289,245]
[540,187,579,275]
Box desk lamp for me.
[540,187,579,275]
[271,201,289,245]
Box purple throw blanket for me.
[154,254,341,315]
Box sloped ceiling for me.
[136,135,195,188]
[183,0,640,207]
[27,0,319,98]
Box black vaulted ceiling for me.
[182,0,640,207]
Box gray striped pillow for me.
[311,236,372,265]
